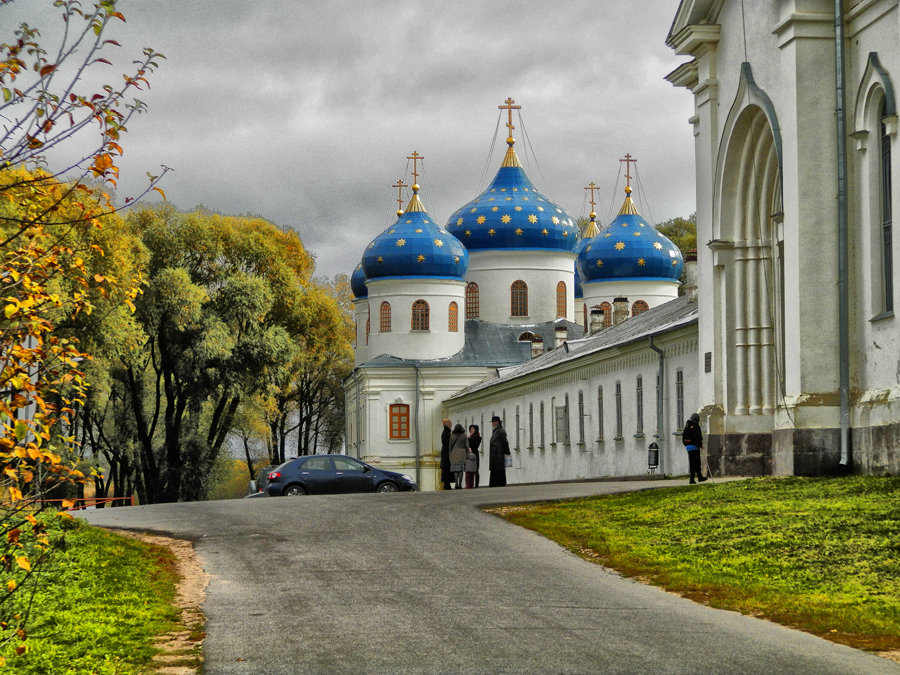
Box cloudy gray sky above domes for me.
[8,1,695,280]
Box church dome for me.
[574,211,602,299]
[351,262,368,299]
[578,187,683,283]
[446,143,577,253]
[362,190,468,281]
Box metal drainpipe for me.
[414,365,421,487]
[648,336,665,473]
[354,370,361,459]
[834,0,851,467]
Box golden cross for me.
[620,154,637,189]
[584,181,599,214]
[392,178,408,214]
[407,151,423,186]
[498,97,521,138]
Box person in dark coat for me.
[681,412,707,484]
[440,418,453,490]
[488,416,511,487]
[449,423,467,489]
[466,424,481,489]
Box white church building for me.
[343,0,900,490]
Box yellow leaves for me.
[152,186,166,201]
[6,579,15,593]
[7,487,22,502]
[4,302,18,318]
[15,557,30,572]
[3,468,17,481]
[61,499,75,509]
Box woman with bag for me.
[448,423,468,489]
[488,415,511,487]
[465,424,481,488]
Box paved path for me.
[80,480,898,674]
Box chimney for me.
[554,324,567,349]
[530,336,544,359]
[683,250,698,303]
[613,297,629,325]
[589,307,603,334]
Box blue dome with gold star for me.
[362,191,468,281]
[578,188,683,282]
[446,145,577,253]
[351,262,368,299]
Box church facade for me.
[343,1,900,489]
[666,0,899,475]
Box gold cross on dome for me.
[584,181,599,215]
[392,178,407,214]
[620,154,637,189]
[407,151,423,189]
[499,97,521,139]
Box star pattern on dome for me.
[528,214,537,223]
[368,242,375,249]
[633,231,641,236]
[537,206,544,212]
[396,238,406,247]
[562,231,569,237]
[415,228,423,233]
[465,230,471,236]
[417,254,425,262]
[501,214,511,223]
[596,260,604,267]
[406,220,412,224]
[505,197,513,201]
[541,228,549,235]
[491,206,499,212]
[389,229,396,234]
[653,242,663,250]
[377,256,383,263]
[488,228,496,236]
[470,208,477,213]
[476,216,486,224]
[552,216,560,224]
[672,259,678,266]
[434,239,443,247]
[638,258,646,266]
[456,217,464,226]
[515,228,523,235]
[454,256,460,263]
[515,206,522,211]
[615,241,625,250]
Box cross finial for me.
[620,153,636,192]
[584,181,599,220]
[407,151,423,191]
[498,97,521,145]
[392,178,408,216]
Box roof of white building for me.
[446,295,698,399]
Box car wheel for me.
[376,482,398,493]
[284,485,306,496]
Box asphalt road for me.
[79,480,898,674]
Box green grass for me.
[0,518,183,674]
[493,476,900,652]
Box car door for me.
[298,456,337,494]
[332,456,376,493]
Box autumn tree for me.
[0,0,164,659]
[656,213,697,255]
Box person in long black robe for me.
[488,416,510,487]
[440,418,452,490]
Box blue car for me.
[266,455,417,496]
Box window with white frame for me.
[635,375,644,436]
[615,381,623,439]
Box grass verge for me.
[0,517,185,674]
[490,476,900,653]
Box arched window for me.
[599,301,612,328]
[556,281,566,318]
[448,301,458,332]
[632,300,649,316]
[880,98,894,313]
[465,282,479,318]
[380,301,391,332]
[517,331,537,342]
[411,299,429,331]
[389,404,410,440]
[510,280,528,317]
[365,308,370,345]
[583,304,587,329]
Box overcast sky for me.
[10,1,696,280]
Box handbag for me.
[504,454,512,468]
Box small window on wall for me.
[635,375,644,435]
[583,304,587,329]
[528,402,534,447]
[615,381,623,439]
[511,280,528,317]
[880,99,894,313]
[600,301,612,328]
[380,301,391,332]
[515,405,520,450]
[411,299,429,330]
[466,282,480,318]
[578,391,585,444]
[539,400,545,447]
[676,369,685,429]
[556,281,566,318]
[448,302,458,332]
[389,404,409,440]
[632,300,649,316]
[597,386,604,441]
[366,315,370,345]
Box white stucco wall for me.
[466,250,576,325]
[581,279,681,314]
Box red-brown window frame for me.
[599,301,612,328]
[466,282,479,318]
[448,301,458,332]
[380,301,391,332]
[389,403,410,440]
[631,300,649,316]
[556,281,566,318]
[411,299,429,330]
[510,280,528,317]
